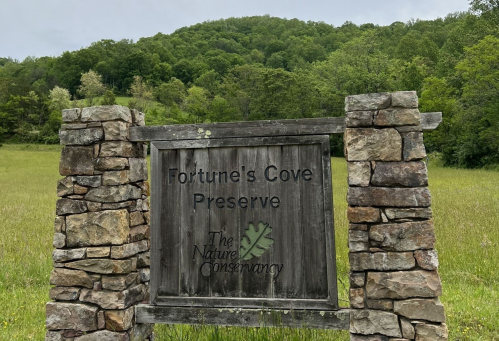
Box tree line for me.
[0,0,498,168]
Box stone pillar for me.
[344,92,448,341]
[45,106,153,341]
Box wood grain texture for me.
[135,305,350,330]
[130,114,441,142]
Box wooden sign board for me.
[150,135,337,311]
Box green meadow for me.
[0,144,498,340]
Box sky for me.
[0,0,470,61]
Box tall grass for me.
[0,144,497,340]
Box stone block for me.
[366,299,393,311]
[66,209,129,247]
[392,91,418,108]
[66,259,134,274]
[49,286,81,301]
[105,307,134,331]
[384,208,432,220]
[129,225,150,242]
[76,175,102,187]
[53,233,66,248]
[86,201,102,212]
[143,211,150,224]
[349,230,369,252]
[111,240,149,259]
[53,248,86,262]
[74,184,88,195]
[103,121,129,141]
[136,198,150,211]
[59,128,103,145]
[94,157,129,171]
[345,93,391,111]
[350,288,365,308]
[100,141,134,157]
[80,284,144,309]
[87,247,111,258]
[129,323,154,341]
[415,323,448,341]
[366,270,442,299]
[80,105,132,123]
[374,109,420,127]
[350,252,415,271]
[344,128,402,162]
[350,224,368,231]
[46,302,98,331]
[54,216,66,233]
[346,111,374,127]
[129,211,145,227]
[85,185,141,203]
[137,252,150,268]
[348,162,371,187]
[74,330,129,341]
[400,317,415,339]
[61,123,88,130]
[60,146,94,176]
[348,207,381,223]
[129,158,148,182]
[371,162,428,187]
[350,272,366,288]
[131,109,146,126]
[139,182,150,196]
[402,132,426,161]
[394,298,445,322]
[139,268,150,282]
[396,125,423,133]
[102,273,139,291]
[50,268,94,288]
[415,250,439,270]
[369,221,435,251]
[62,108,81,122]
[57,177,74,197]
[347,187,431,207]
[350,309,401,338]
[350,335,389,341]
[102,170,130,185]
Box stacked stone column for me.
[45,106,153,341]
[344,92,448,341]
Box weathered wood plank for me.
[130,114,441,141]
[149,143,161,303]
[135,305,350,330]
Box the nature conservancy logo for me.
[193,222,283,279]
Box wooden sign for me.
[150,135,337,311]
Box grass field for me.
[0,144,498,340]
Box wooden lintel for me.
[135,305,350,330]
[129,113,441,142]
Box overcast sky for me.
[0,0,470,61]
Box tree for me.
[78,70,106,106]
[49,86,72,112]
[129,76,153,112]
[100,90,117,105]
[184,86,210,123]
[154,78,186,106]
[470,0,499,26]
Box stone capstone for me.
[350,309,401,338]
[49,286,81,301]
[131,109,146,126]
[59,128,103,146]
[346,111,374,127]
[62,108,81,123]
[65,209,129,247]
[103,121,129,141]
[371,162,428,187]
[349,252,415,271]
[344,128,402,162]
[50,268,94,288]
[414,250,439,270]
[65,259,134,274]
[104,307,134,331]
[345,93,391,111]
[348,161,371,187]
[366,270,442,299]
[415,323,448,341]
[85,185,141,203]
[402,132,426,161]
[369,221,435,251]
[46,302,97,331]
[348,187,431,207]
[374,109,420,127]
[79,284,144,309]
[394,298,446,322]
[60,146,94,176]
[392,91,418,108]
[80,105,132,123]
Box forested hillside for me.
[1,1,498,167]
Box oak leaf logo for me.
[239,221,274,261]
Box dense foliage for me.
[1,3,498,167]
